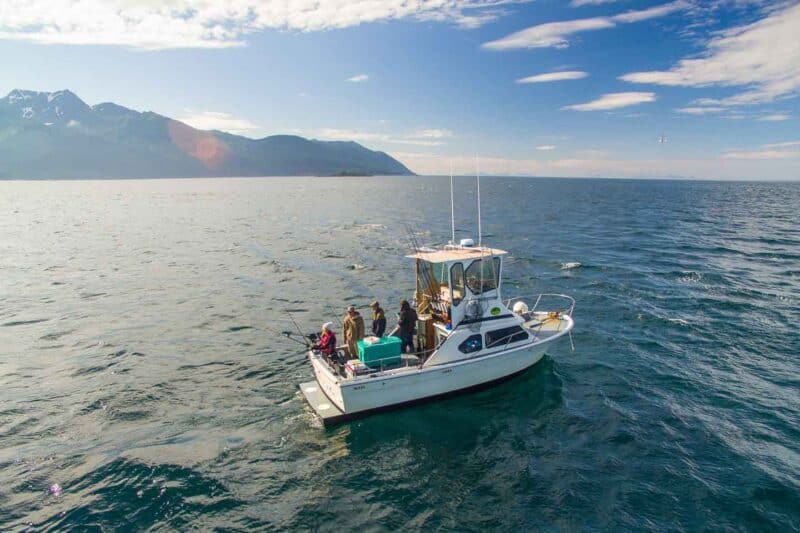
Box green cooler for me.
[357,336,402,368]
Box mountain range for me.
[0,89,413,179]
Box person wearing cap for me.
[370,301,386,337]
[314,322,337,357]
[342,305,365,357]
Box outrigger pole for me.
[450,161,456,244]
[476,155,482,247]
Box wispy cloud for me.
[676,106,725,114]
[389,150,800,180]
[312,128,387,142]
[0,0,516,50]
[763,140,800,149]
[309,127,453,146]
[570,0,623,6]
[517,71,588,84]
[722,150,800,160]
[620,3,800,106]
[178,111,261,135]
[482,1,684,50]
[347,74,369,83]
[410,128,453,139]
[612,2,684,23]
[536,145,556,150]
[758,113,791,122]
[563,91,656,111]
[722,138,800,159]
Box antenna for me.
[476,155,482,247]
[449,161,455,244]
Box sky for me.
[1,0,799,180]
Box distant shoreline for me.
[1,175,797,183]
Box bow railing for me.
[504,293,576,318]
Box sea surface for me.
[1,177,798,531]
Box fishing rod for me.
[263,324,311,347]
[328,305,343,327]
[286,311,309,344]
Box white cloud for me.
[676,106,725,114]
[347,74,369,83]
[179,111,261,135]
[722,150,800,160]
[517,71,588,84]
[563,91,656,111]
[482,1,683,50]
[536,145,556,150]
[721,139,800,160]
[763,140,800,148]
[612,2,684,23]
[411,128,453,139]
[570,0,623,6]
[620,3,800,106]
[758,113,790,122]
[312,128,388,142]
[484,18,614,49]
[308,127,452,146]
[0,0,517,50]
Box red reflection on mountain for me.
[167,120,229,169]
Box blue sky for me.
[1,0,799,179]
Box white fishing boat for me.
[299,172,575,425]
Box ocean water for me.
[0,176,798,531]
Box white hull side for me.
[311,341,547,415]
[311,356,345,409]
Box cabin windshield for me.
[431,262,449,287]
[465,257,501,295]
[451,262,465,306]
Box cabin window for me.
[451,262,465,306]
[458,334,483,354]
[418,260,448,302]
[465,257,501,295]
[485,326,529,348]
[432,262,449,287]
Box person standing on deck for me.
[396,299,417,354]
[342,306,365,357]
[370,301,386,337]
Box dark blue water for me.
[1,177,798,531]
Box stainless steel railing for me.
[504,293,576,318]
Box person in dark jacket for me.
[370,301,386,337]
[396,299,417,354]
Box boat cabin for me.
[407,243,508,329]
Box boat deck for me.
[524,312,571,341]
[299,381,347,425]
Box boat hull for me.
[304,340,550,425]
[299,365,531,426]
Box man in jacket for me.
[397,299,417,354]
[342,306,365,358]
[370,301,386,337]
